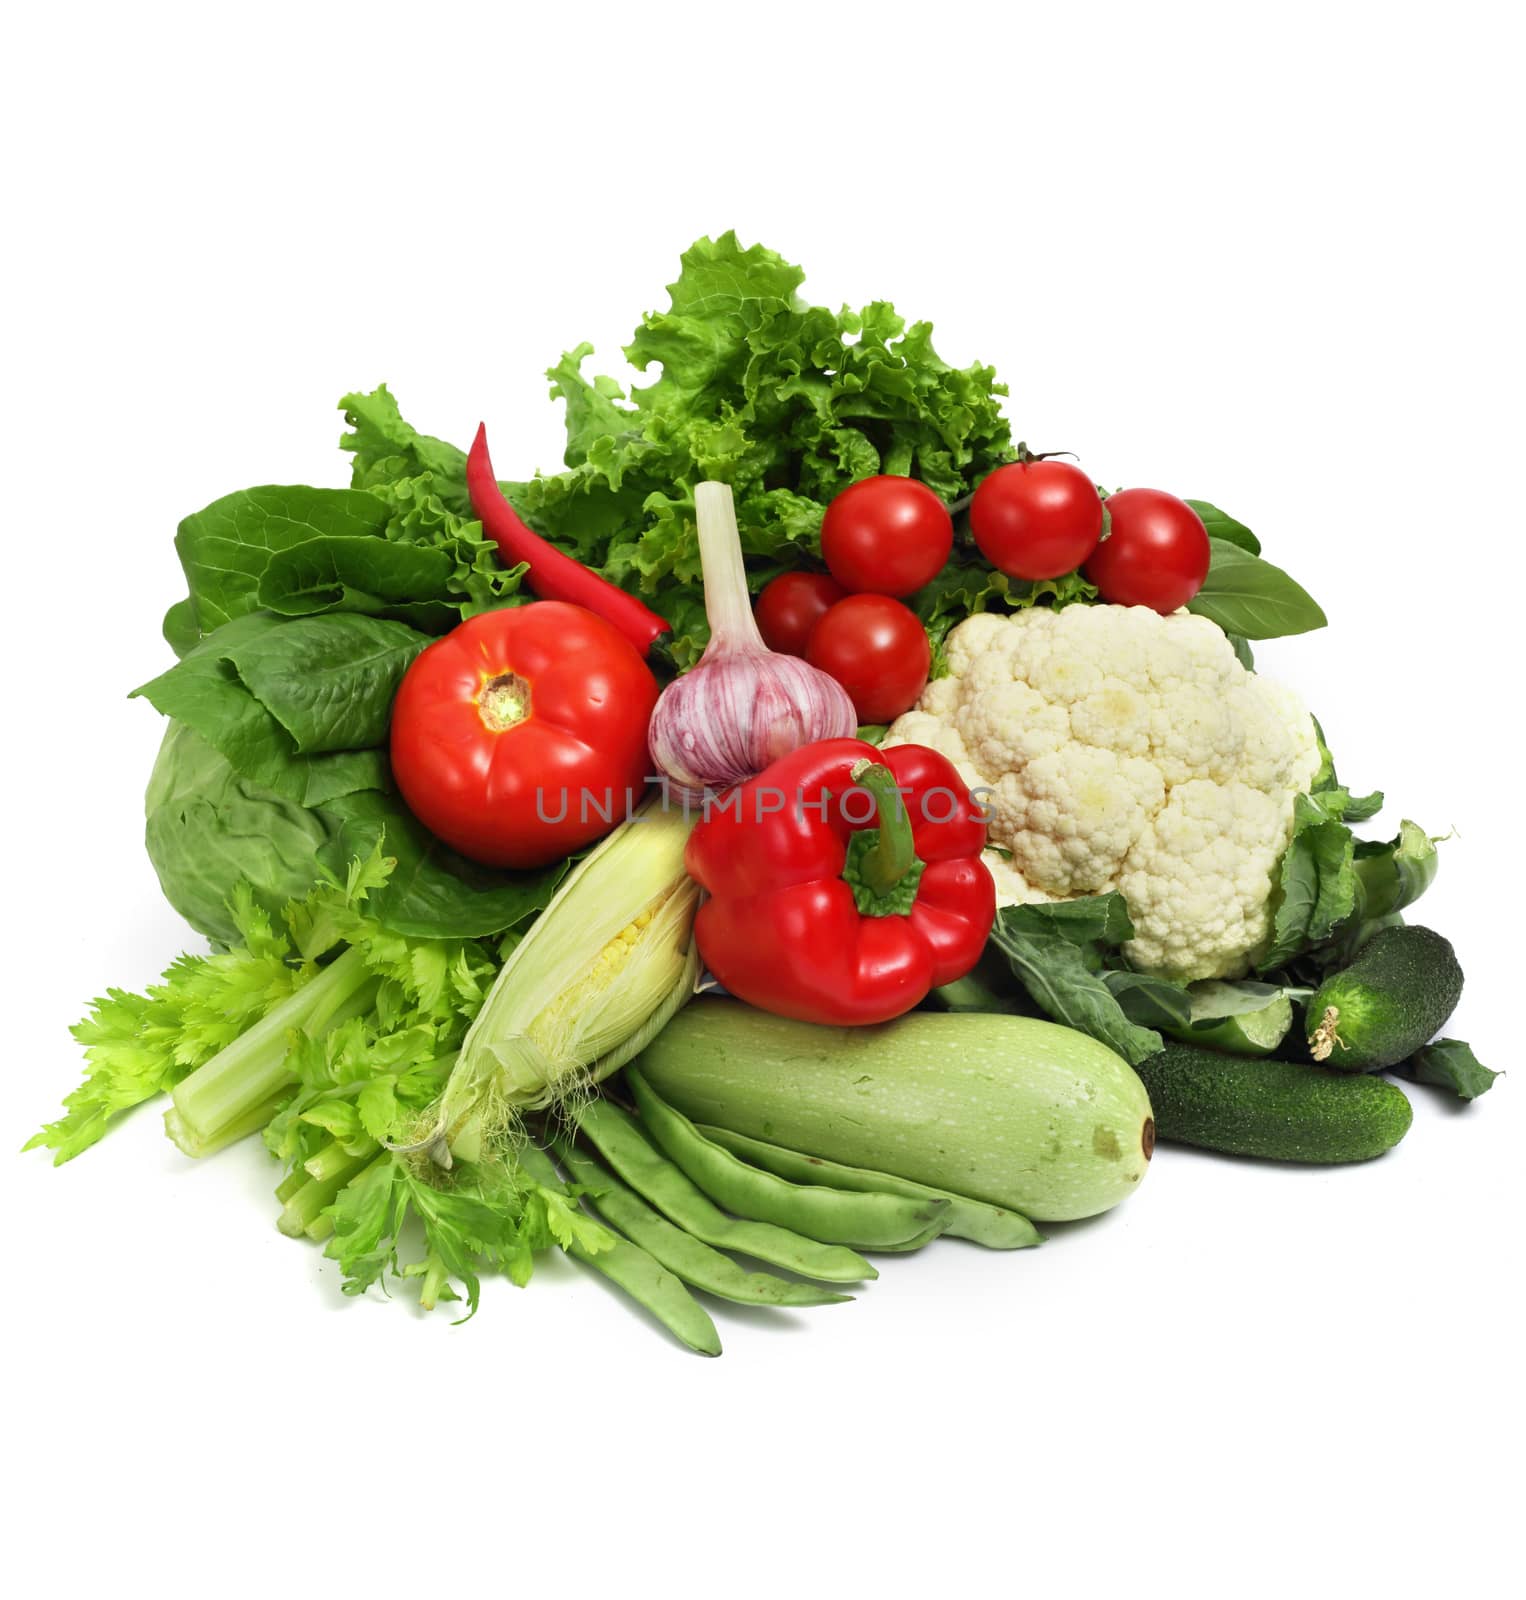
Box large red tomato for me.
[806,594,931,723]
[1084,489,1211,613]
[970,459,1104,580]
[390,601,658,868]
[820,476,953,596]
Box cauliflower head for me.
[885,604,1321,980]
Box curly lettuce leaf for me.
[479,232,1018,666]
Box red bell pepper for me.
[466,424,672,660]
[685,737,995,1026]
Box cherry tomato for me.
[390,601,658,869]
[1084,488,1212,613]
[820,476,953,597]
[754,571,846,656]
[969,458,1104,580]
[806,594,931,723]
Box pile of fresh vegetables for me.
[28,232,1496,1351]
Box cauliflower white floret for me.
[885,604,1321,980]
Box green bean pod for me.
[515,1141,721,1357]
[870,1217,948,1253]
[627,1070,949,1249]
[553,1138,852,1309]
[696,1124,1042,1250]
[576,1099,875,1284]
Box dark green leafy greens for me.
[1185,499,1261,554]
[989,894,1175,1065]
[134,611,561,943]
[1259,723,1401,973]
[134,612,423,796]
[315,788,564,940]
[1187,538,1328,639]
[1395,1039,1499,1102]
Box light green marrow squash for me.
[633,1001,1153,1222]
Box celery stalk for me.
[277,1147,378,1237]
[168,948,378,1153]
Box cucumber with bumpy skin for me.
[1307,925,1462,1071]
[1133,1043,1413,1163]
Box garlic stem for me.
[645,482,859,799]
[694,481,766,653]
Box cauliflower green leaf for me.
[990,896,1172,1066]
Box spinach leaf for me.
[132,614,419,804]
[1186,500,1260,555]
[318,789,565,940]
[199,612,427,754]
[989,896,1164,1065]
[256,537,457,626]
[1187,539,1327,639]
[135,645,360,806]
[176,486,395,631]
[1395,1039,1499,1101]
[162,597,201,658]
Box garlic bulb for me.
[648,482,857,799]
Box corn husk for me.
[408,802,699,1165]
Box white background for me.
[5,3,1521,1595]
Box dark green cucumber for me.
[1306,925,1462,1071]
[1133,1043,1412,1163]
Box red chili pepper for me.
[466,423,671,659]
[685,737,995,1026]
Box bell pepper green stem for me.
[848,759,916,893]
